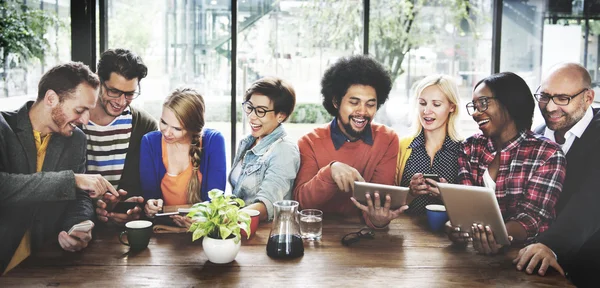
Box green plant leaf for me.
[237,211,250,222]
[238,222,250,240]
[233,198,245,207]
[186,189,246,242]
[219,226,232,240]
[192,227,204,242]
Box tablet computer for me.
[353,181,409,210]
[436,182,510,246]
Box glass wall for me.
[107,0,233,160]
[102,0,499,158]
[372,0,493,138]
[0,0,71,111]
[500,0,600,128]
[235,0,362,143]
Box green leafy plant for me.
[187,189,251,243]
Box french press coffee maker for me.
[266,200,304,258]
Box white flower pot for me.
[202,236,241,264]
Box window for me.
[0,0,71,110]
[371,0,493,139]
[236,0,362,143]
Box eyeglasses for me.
[341,228,375,246]
[102,82,140,100]
[465,96,496,116]
[242,101,275,118]
[534,87,588,106]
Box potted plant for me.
[187,189,251,264]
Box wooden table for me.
[1,215,573,287]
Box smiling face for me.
[418,85,455,134]
[335,84,377,140]
[471,83,516,141]
[246,94,286,141]
[50,83,97,137]
[160,107,189,144]
[98,72,138,117]
[538,68,593,135]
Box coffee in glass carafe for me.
[266,200,304,258]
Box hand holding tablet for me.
[353,181,409,210]
[436,182,511,246]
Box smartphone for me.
[155,212,178,217]
[68,220,94,235]
[423,174,440,184]
[112,202,139,214]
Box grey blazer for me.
[0,102,94,272]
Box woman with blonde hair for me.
[395,74,462,215]
[140,88,226,227]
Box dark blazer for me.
[0,102,94,272]
[534,108,600,283]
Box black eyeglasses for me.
[465,96,496,116]
[534,87,588,106]
[341,228,375,246]
[242,101,275,118]
[102,82,141,100]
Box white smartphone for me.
[155,212,179,217]
[67,220,94,235]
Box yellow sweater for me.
[394,136,415,186]
[3,131,52,274]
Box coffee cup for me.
[425,204,448,232]
[119,220,153,250]
[241,209,260,238]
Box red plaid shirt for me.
[458,131,566,240]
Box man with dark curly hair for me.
[83,49,158,226]
[293,55,407,228]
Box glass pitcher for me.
[266,200,304,258]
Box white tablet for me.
[353,181,409,210]
[436,182,510,246]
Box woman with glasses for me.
[230,77,300,222]
[140,88,226,227]
[446,72,566,255]
[395,74,462,215]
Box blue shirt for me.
[229,124,300,220]
[139,128,227,203]
[330,117,374,150]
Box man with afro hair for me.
[293,55,407,228]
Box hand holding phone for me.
[68,220,94,235]
[423,174,440,182]
[112,201,139,214]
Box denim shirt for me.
[230,125,300,220]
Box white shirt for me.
[544,107,594,154]
[482,169,497,191]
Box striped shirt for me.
[82,108,132,188]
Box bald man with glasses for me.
[513,63,600,286]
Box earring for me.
[277,119,282,124]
